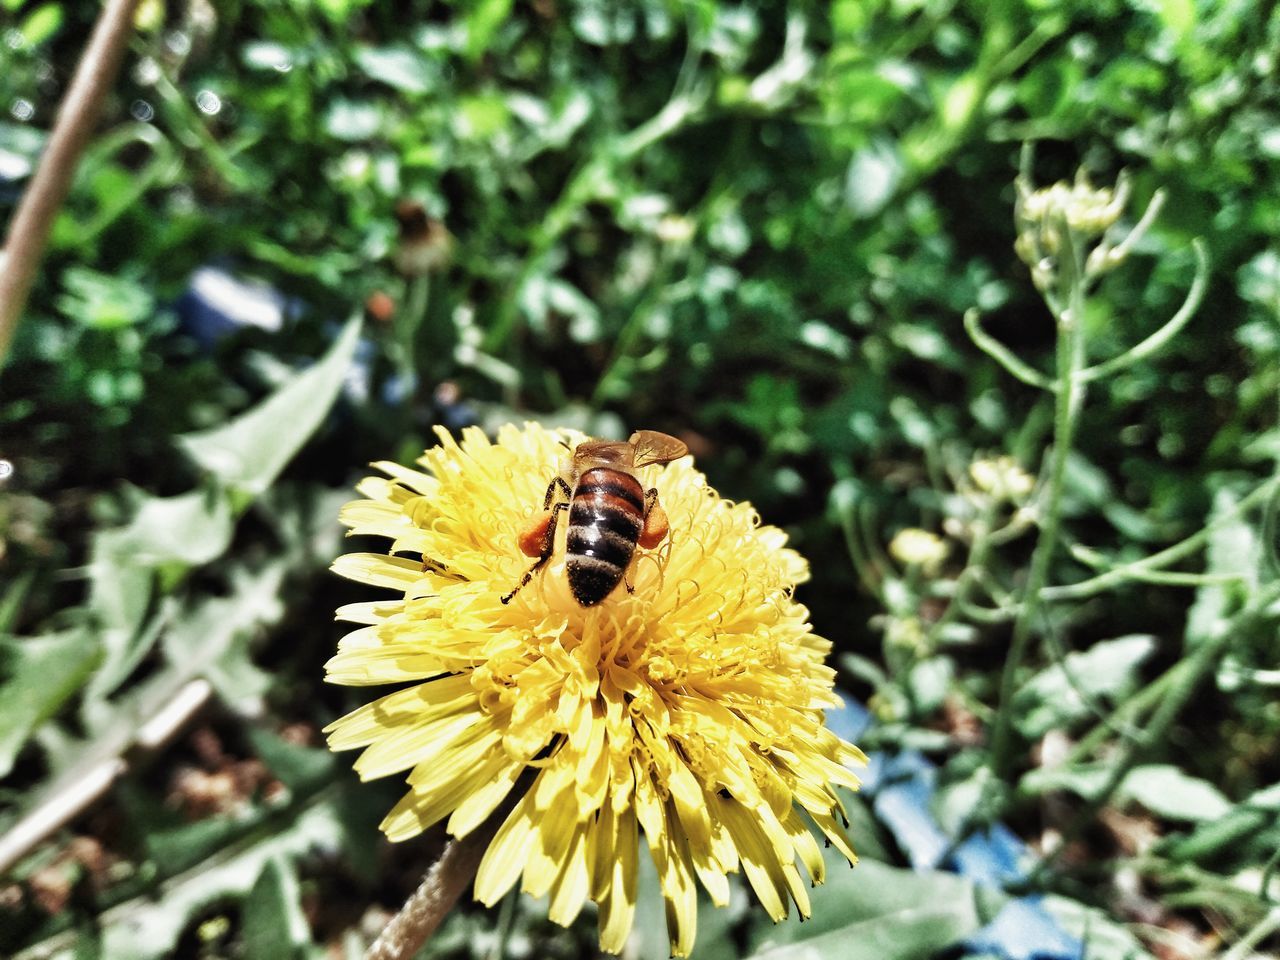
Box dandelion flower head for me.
[325,423,865,956]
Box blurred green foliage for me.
[2,0,1280,957]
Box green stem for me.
[989,224,1088,782]
[927,502,1000,645]
[1029,582,1280,882]
[964,308,1056,391]
[1077,237,1208,383]
[1042,474,1280,602]
[836,495,884,598]
[1220,908,1280,960]
[1261,844,1280,902]
[397,275,431,385]
[480,59,708,355]
[1060,658,1182,765]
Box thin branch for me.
[1041,475,1280,602]
[1078,238,1209,383]
[0,678,212,874]
[963,308,1056,391]
[0,0,142,364]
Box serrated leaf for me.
[0,629,101,777]
[241,857,310,958]
[159,564,288,715]
[178,316,362,497]
[86,490,235,701]
[96,800,341,960]
[1012,635,1156,739]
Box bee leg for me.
[502,501,568,604]
[543,476,572,510]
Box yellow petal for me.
[474,791,537,906]
[596,807,639,954]
[547,825,590,926]
[324,673,473,750]
[331,553,424,590]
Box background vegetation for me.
[2,0,1279,957]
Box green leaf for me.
[745,858,1001,959]
[159,565,287,714]
[18,2,63,46]
[240,857,310,958]
[178,316,362,497]
[97,800,341,960]
[353,46,434,94]
[86,490,236,701]
[1155,0,1196,42]
[465,0,514,61]
[0,629,101,777]
[0,571,33,634]
[1040,896,1156,960]
[57,266,155,330]
[241,41,303,72]
[323,99,382,140]
[907,656,953,714]
[1012,635,1156,738]
[1118,765,1232,822]
[1187,489,1257,648]
[1022,763,1232,822]
[844,138,903,219]
[247,728,336,793]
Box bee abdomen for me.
[566,468,644,606]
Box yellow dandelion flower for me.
[324,422,865,957]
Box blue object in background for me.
[176,265,299,349]
[826,695,1083,960]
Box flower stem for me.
[1041,473,1280,602]
[989,224,1088,783]
[1221,908,1280,960]
[366,827,495,960]
[1026,580,1280,883]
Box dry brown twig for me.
[0,0,142,365]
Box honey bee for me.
[502,430,689,607]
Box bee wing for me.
[574,439,633,466]
[628,430,688,467]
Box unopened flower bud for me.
[969,456,1035,503]
[888,528,950,573]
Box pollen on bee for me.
[638,500,670,549]
[519,512,554,557]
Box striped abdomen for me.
[566,467,644,606]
